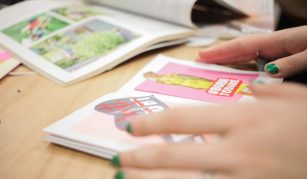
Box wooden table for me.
[0,45,202,179]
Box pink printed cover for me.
[72,95,173,146]
[136,62,259,103]
[73,112,164,146]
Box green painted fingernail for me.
[126,123,133,134]
[266,64,279,74]
[114,170,125,179]
[111,155,121,167]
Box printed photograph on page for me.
[52,5,105,22]
[30,19,139,72]
[135,61,259,103]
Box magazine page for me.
[89,0,197,27]
[44,92,206,158]
[0,0,192,85]
[225,0,276,31]
[118,55,283,104]
[191,0,247,24]
[90,0,248,28]
[224,0,276,29]
[196,0,276,38]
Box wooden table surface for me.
[0,45,202,179]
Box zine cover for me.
[120,55,282,103]
[45,93,205,157]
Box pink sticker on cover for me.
[136,62,259,103]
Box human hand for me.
[198,26,307,78]
[112,83,307,179]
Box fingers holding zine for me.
[115,25,307,178]
[126,106,238,136]
[116,83,307,179]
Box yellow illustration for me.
[143,72,251,95]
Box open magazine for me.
[0,0,250,85]
[44,55,282,159]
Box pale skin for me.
[198,26,307,78]
[113,26,307,179]
[117,83,307,179]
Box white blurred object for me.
[196,0,277,39]
[186,37,218,47]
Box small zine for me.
[44,55,282,159]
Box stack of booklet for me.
[44,55,282,159]
[0,0,274,85]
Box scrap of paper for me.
[0,51,11,61]
[0,50,21,80]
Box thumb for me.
[264,49,307,78]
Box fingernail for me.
[266,64,279,74]
[126,123,133,134]
[114,170,125,179]
[111,155,121,167]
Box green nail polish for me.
[126,123,133,134]
[114,170,125,179]
[266,64,279,74]
[111,155,121,167]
